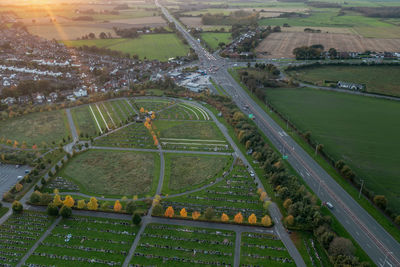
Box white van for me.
[326,202,334,209]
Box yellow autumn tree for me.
[87,197,98,211]
[180,208,187,218]
[133,195,138,201]
[53,188,59,194]
[53,194,63,206]
[248,213,257,224]
[114,200,122,212]
[260,191,267,202]
[140,107,144,113]
[234,212,243,223]
[257,187,263,195]
[221,213,229,222]
[164,206,174,217]
[261,215,272,227]
[285,215,294,226]
[63,195,75,208]
[151,113,156,120]
[192,211,201,220]
[283,198,292,210]
[13,140,18,148]
[15,183,23,192]
[77,199,86,209]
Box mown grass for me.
[200,32,231,50]
[71,105,99,137]
[62,34,190,61]
[0,109,70,148]
[154,120,225,140]
[0,207,9,219]
[287,64,400,97]
[162,153,231,194]
[58,149,159,197]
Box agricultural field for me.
[200,32,232,50]
[62,33,190,61]
[164,164,266,218]
[241,232,295,266]
[286,64,400,97]
[162,153,231,194]
[26,216,139,266]
[0,109,70,148]
[255,32,400,58]
[57,149,159,197]
[0,211,54,266]
[265,87,400,213]
[130,223,235,266]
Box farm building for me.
[337,81,365,91]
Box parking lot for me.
[0,163,31,196]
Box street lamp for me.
[358,179,364,199]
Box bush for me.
[47,203,59,216]
[3,192,15,202]
[373,195,387,210]
[30,191,42,203]
[12,201,23,214]
[126,201,137,214]
[132,213,142,226]
[152,204,164,216]
[59,205,72,218]
[204,207,215,220]
[328,237,355,257]
[40,193,53,205]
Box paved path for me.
[16,216,62,267]
[66,108,78,142]
[234,231,241,267]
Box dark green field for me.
[287,65,400,97]
[265,87,400,212]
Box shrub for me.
[59,205,72,218]
[40,193,53,205]
[47,203,59,216]
[30,191,42,203]
[204,207,215,220]
[373,195,387,210]
[126,201,137,214]
[12,201,23,214]
[3,192,15,202]
[329,237,355,257]
[152,204,164,216]
[132,213,142,225]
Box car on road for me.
[326,202,334,209]
[250,171,255,178]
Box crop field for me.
[200,32,232,50]
[58,149,159,197]
[256,32,400,58]
[130,223,235,266]
[26,216,139,266]
[162,153,231,194]
[93,123,154,148]
[62,34,190,61]
[287,65,400,97]
[164,165,266,218]
[241,232,295,266]
[0,211,54,266]
[0,109,70,148]
[265,87,400,213]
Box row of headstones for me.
[0,244,28,252]
[148,225,234,237]
[51,233,132,245]
[141,232,233,246]
[243,233,280,240]
[0,233,37,242]
[186,195,259,204]
[68,217,131,226]
[161,144,230,152]
[204,189,256,197]
[242,242,287,251]
[0,227,42,237]
[139,243,233,257]
[4,219,47,228]
[131,252,232,266]
[216,184,256,191]
[45,177,79,191]
[30,252,121,266]
[242,253,293,264]
[40,242,128,255]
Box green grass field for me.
[163,154,231,194]
[71,105,99,137]
[62,34,190,61]
[265,87,400,213]
[59,149,159,197]
[200,32,231,50]
[0,109,70,148]
[287,65,400,97]
[154,120,225,140]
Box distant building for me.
[337,81,365,91]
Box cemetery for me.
[130,223,235,266]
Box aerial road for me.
[156,1,400,266]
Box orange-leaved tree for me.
[180,208,187,218]
[221,213,229,222]
[248,213,257,224]
[114,200,122,212]
[192,211,201,220]
[234,212,243,223]
[261,215,272,227]
[63,195,75,208]
[165,206,174,217]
